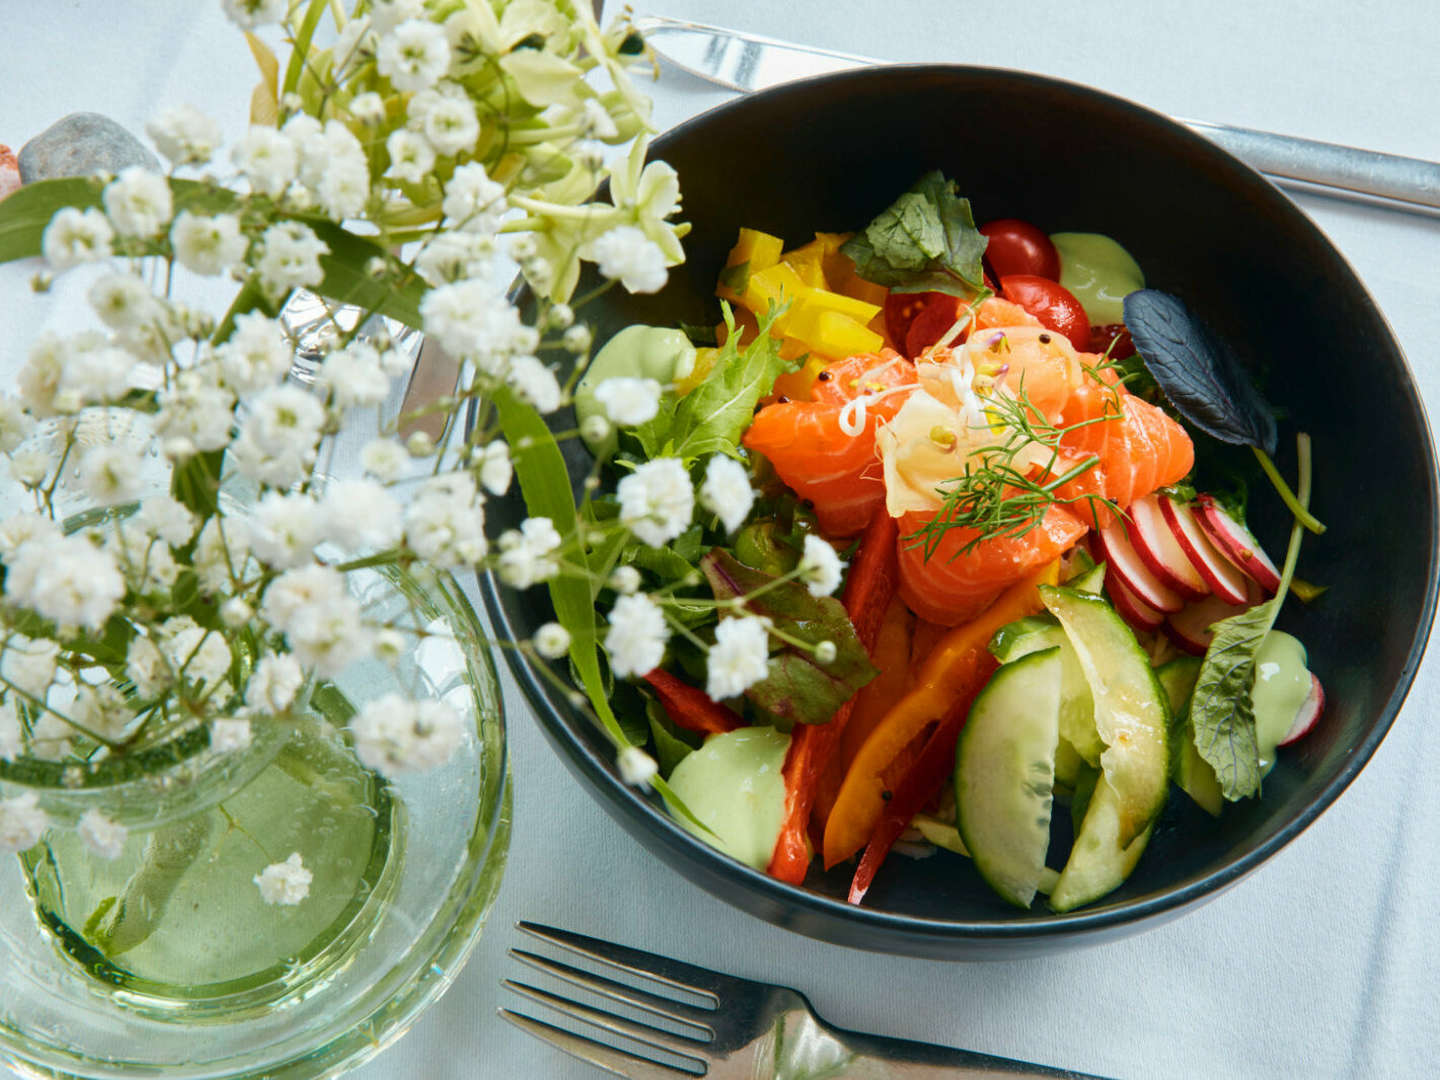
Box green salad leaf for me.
[700,550,876,727]
[633,303,791,465]
[840,170,988,298]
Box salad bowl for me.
[482,64,1438,958]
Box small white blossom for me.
[77,811,127,859]
[1,636,60,699]
[194,516,255,594]
[320,479,403,550]
[0,793,48,854]
[617,745,658,789]
[617,457,693,547]
[231,384,325,488]
[73,683,135,741]
[42,207,114,269]
[350,693,465,775]
[253,221,329,299]
[0,396,35,453]
[799,534,845,597]
[594,377,660,427]
[406,430,435,458]
[377,19,451,93]
[497,516,563,588]
[608,565,641,595]
[372,628,408,664]
[579,413,610,445]
[370,0,427,34]
[410,83,480,157]
[164,617,233,690]
[246,491,320,568]
[533,622,571,660]
[361,437,409,482]
[603,592,668,679]
[349,90,386,125]
[155,373,236,452]
[246,653,305,713]
[210,717,253,753]
[78,445,143,506]
[414,230,496,286]
[318,341,390,408]
[562,324,592,354]
[7,534,125,630]
[700,455,754,534]
[170,210,248,276]
[588,225,668,293]
[262,565,370,676]
[107,522,179,592]
[222,0,287,29]
[220,597,253,628]
[10,448,53,488]
[384,128,436,185]
[147,104,221,165]
[403,473,487,568]
[312,127,371,221]
[102,167,173,238]
[476,440,511,495]
[0,700,22,760]
[504,355,562,413]
[0,513,60,563]
[233,126,298,198]
[254,851,312,905]
[137,495,197,547]
[706,616,771,700]
[89,272,159,330]
[60,344,133,407]
[419,279,532,367]
[442,162,506,233]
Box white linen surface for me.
[3,2,1438,1078]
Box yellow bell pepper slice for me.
[783,307,884,360]
[797,286,881,325]
[717,228,784,303]
[741,263,808,323]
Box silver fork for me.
[500,922,1110,1079]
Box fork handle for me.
[832,1026,1109,1078]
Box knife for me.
[633,14,1440,213]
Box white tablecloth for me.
[4,3,1439,1078]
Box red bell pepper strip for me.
[766,510,899,884]
[643,668,743,735]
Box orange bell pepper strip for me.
[766,510,899,884]
[643,669,743,735]
[821,558,1062,870]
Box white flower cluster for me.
[350,692,465,776]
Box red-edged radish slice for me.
[1194,494,1282,595]
[1129,495,1209,599]
[1107,574,1166,632]
[1158,496,1251,605]
[1095,521,1185,613]
[1164,592,1254,655]
[1279,673,1324,745]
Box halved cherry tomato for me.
[980,219,1061,282]
[883,291,933,349]
[905,294,966,356]
[999,274,1090,351]
[1089,322,1135,359]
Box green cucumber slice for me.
[990,622,1103,769]
[1039,585,1170,846]
[1049,775,1153,912]
[955,646,1063,909]
[1157,656,1223,817]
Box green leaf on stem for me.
[840,170,988,298]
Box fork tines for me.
[501,921,728,1078]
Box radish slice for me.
[1158,497,1251,605]
[1095,521,1185,613]
[1129,495,1209,599]
[1279,673,1324,745]
[1194,494,1282,595]
[1164,593,1253,655]
[1107,574,1165,632]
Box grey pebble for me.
[18,112,159,184]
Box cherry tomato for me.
[1089,322,1135,359]
[979,219,1062,281]
[905,294,967,356]
[883,291,933,349]
[999,275,1090,351]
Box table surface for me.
[4,3,1439,1078]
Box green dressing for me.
[1252,631,1312,775]
[575,325,696,456]
[667,726,790,870]
[1050,233,1145,326]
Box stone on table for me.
[18,112,159,184]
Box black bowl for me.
[482,65,1439,958]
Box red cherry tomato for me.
[979,219,1061,281]
[1089,322,1135,359]
[883,291,932,348]
[999,275,1090,351]
[905,294,968,356]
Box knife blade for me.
[633,14,1440,213]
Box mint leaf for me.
[700,550,876,726]
[1188,597,1276,799]
[841,170,988,298]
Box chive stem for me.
[1252,444,1325,535]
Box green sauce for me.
[667,726,790,870]
[1252,631,1312,775]
[1050,233,1145,326]
[575,325,696,456]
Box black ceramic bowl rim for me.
[482,63,1440,953]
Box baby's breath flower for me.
[77,810,127,860]
[246,491,320,569]
[562,324,592,354]
[799,534,845,598]
[155,373,236,452]
[410,83,480,157]
[246,653,305,713]
[262,565,369,676]
[377,18,451,93]
[533,622,571,660]
[700,455,754,534]
[442,162,506,233]
[221,597,253,628]
[361,437,408,482]
[587,224,668,294]
[350,693,465,775]
[593,376,660,427]
[0,398,33,455]
[102,167,173,238]
[370,0,426,34]
[372,628,408,664]
[221,0,287,30]
[504,355,562,413]
[0,700,21,761]
[603,592,668,679]
[349,90,386,125]
[7,534,125,630]
[216,312,293,394]
[42,207,114,268]
[137,495,197,547]
[146,104,221,165]
[0,635,59,699]
[706,615,771,700]
[497,516,563,589]
[89,271,159,330]
[233,125,298,198]
[318,341,390,408]
[579,413,610,446]
[403,473,487,567]
[384,129,436,185]
[617,457,693,547]
[608,565,641,595]
[406,430,435,457]
[253,221,328,299]
[320,478,403,550]
[78,445,143,506]
[476,440,512,495]
[230,384,325,488]
[170,210,248,276]
[617,745,658,789]
[254,852,312,906]
[0,793,48,854]
[210,717,253,753]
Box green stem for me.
[1253,444,1326,535]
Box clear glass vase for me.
[0,561,510,1080]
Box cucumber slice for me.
[1068,560,1107,595]
[1156,657,1223,817]
[1039,585,1170,847]
[1050,775,1154,912]
[989,614,1104,768]
[955,646,1063,909]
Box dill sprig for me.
[905,383,1122,560]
